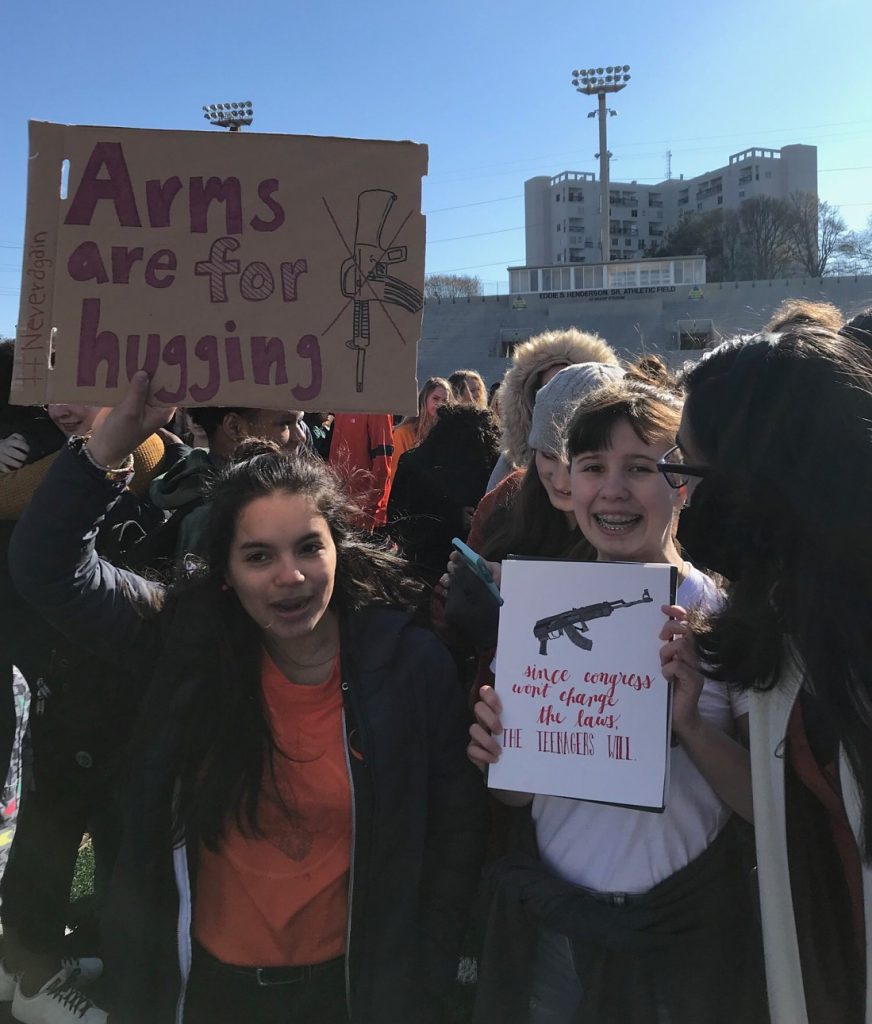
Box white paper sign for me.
[488,559,676,810]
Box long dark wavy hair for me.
[133,439,424,849]
[479,457,591,563]
[681,327,872,858]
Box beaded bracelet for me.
[69,435,134,483]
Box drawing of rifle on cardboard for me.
[533,589,653,656]
[339,189,423,393]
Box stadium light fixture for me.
[570,63,631,264]
[202,100,254,131]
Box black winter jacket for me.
[9,444,488,1024]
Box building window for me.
[609,268,637,287]
[717,196,723,205]
[579,265,604,289]
[676,318,714,350]
[631,209,638,217]
[678,328,712,350]
[673,259,704,286]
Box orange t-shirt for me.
[390,421,418,477]
[193,652,352,966]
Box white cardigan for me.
[750,664,872,1023]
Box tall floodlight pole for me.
[202,101,254,131]
[571,66,631,264]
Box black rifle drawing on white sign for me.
[533,589,653,655]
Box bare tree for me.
[721,209,745,282]
[785,192,850,277]
[838,214,872,275]
[739,195,793,279]
[424,273,483,300]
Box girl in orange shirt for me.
[390,376,452,476]
[8,374,487,1024]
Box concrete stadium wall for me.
[417,276,872,385]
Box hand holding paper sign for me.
[659,604,753,823]
[467,685,503,768]
[659,604,705,740]
[468,686,534,808]
[87,371,175,468]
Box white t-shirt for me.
[531,564,748,895]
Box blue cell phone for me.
[451,537,504,606]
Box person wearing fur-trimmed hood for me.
[486,328,619,491]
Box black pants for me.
[0,755,120,959]
[184,943,349,1024]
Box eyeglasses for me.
[657,444,709,489]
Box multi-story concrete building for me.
[523,144,817,266]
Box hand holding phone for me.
[451,537,504,606]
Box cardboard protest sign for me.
[489,558,676,810]
[12,121,427,414]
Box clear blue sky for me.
[2,0,870,335]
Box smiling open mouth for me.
[593,513,642,532]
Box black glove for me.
[443,559,501,649]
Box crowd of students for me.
[0,300,870,1023]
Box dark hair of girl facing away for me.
[130,439,424,850]
[681,326,872,857]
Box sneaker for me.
[0,960,19,1001]
[11,970,107,1024]
[59,958,102,988]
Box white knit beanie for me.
[527,362,625,457]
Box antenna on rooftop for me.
[666,150,672,180]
